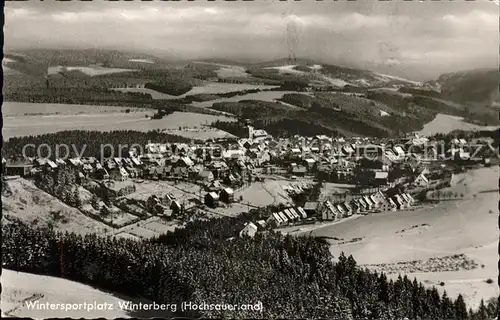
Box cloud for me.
[4,1,498,80]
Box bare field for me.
[417,114,498,136]
[236,180,309,208]
[3,110,234,139]
[1,269,175,319]
[113,216,180,239]
[2,101,151,117]
[310,166,499,308]
[2,178,112,236]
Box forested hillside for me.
[3,215,496,319]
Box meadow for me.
[416,113,499,136]
[3,101,235,140]
[309,166,499,309]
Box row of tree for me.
[35,165,82,208]
[2,130,193,160]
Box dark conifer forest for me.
[3,216,497,319]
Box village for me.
[2,123,497,239]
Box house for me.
[336,204,347,218]
[239,222,258,238]
[220,187,234,203]
[303,202,319,216]
[5,163,33,177]
[96,168,110,180]
[296,206,308,219]
[304,158,316,169]
[170,200,182,214]
[291,165,308,176]
[413,173,429,187]
[278,211,289,224]
[322,201,338,221]
[342,202,353,216]
[224,173,238,186]
[374,171,389,185]
[379,198,397,212]
[1,158,6,175]
[349,199,360,214]
[355,198,368,213]
[198,170,215,182]
[146,195,168,215]
[404,193,415,205]
[289,208,301,220]
[362,196,374,211]
[372,190,386,204]
[46,160,58,170]
[284,209,295,221]
[391,195,405,210]
[369,194,382,209]
[393,146,406,158]
[208,180,223,192]
[204,192,219,208]
[256,220,267,230]
[268,212,284,228]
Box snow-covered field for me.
[4,110,234,140]
[417,114,499,136]
[373,72,422,86]
[191,90,310,108]
[1,270,175,319]
[309,166,499,309]
[47,65,136,76]
[128,59,154,64]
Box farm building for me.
[239,222,258,238]
[220,188,234,203]
[204,192,220,208]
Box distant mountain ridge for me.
[426,68,499,107]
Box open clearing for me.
[3,110,234,140]
[2,178,112,236]
[47,65,136,76]
[309,166,499,308]
[417,114,498,136]
[112,82,279,100]
[192,90,310,108]
[1,269,175,319]
[3,102,151,117]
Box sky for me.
[4,0,499,80]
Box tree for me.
[476,299,489,320]
[91,194,100,210]
[454,294,468,320]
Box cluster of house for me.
[2,126,494,192]
[266,206,309,228]
[301,190,415,222]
